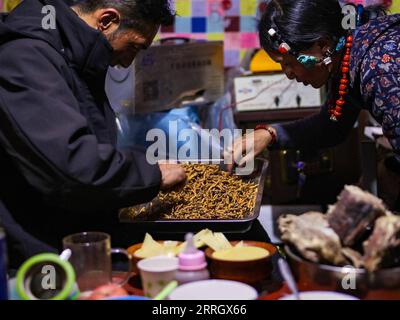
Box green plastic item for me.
[154,280,178,300]
[16,253,76,300]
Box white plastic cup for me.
[137,256,179,298]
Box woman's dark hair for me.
[259,0,386,54]
[75,0,175,30]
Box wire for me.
[218,78,296,131]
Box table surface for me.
[122,272,290,300]
[119,205,399,300]
[121,205,326,300]
[120,207,292,300]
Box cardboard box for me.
[132,41,224,114]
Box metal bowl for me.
[285,245,400,300]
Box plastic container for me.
[169,280,258,300]
[175,233,210,285]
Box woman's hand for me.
[225,128,275,173]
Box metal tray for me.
[119,159,268,234]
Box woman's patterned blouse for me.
[272,14,400,156]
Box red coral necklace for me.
[329,34,354,122]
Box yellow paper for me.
[193,229,213,247]
[176,228,213,253]
[203,232,232,252]
[214,233,233,249]
[250,49,282,73]
[134,233,165,259]
[137,229,213,258]
[163,241,180,257]
[135,229,238,259]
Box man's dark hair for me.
[74,0,175,30]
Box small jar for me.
[175,250,210,285]
[175,233,210,285]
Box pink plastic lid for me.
[178,250,207,271]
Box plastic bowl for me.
[279,291,359,300]
[169,280,258,300]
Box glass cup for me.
[63,232,131,294]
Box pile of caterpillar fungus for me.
[123,164,258,220]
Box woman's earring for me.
[323,57,332,66]
[323,49,334,66]
[297,55,318,69]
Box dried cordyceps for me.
[123,164,258,220]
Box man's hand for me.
[158,162,187,191]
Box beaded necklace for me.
[329,34,354,122]
[329,2,365,122]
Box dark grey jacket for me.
[0,0,161,266]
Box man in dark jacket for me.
[0,0,186,268]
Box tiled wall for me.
[2,0,399,67]
[158,0,264,67]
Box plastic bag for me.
[117,106,218,161]
[107,66,238,162]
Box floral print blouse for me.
[272,14,400,157]
[351,14,400,155]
